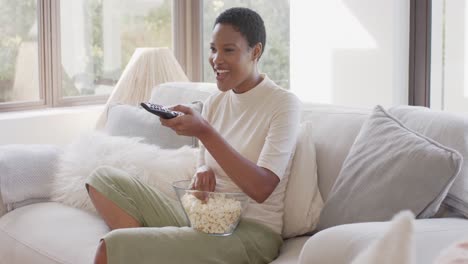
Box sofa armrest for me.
[0,144,62,213]
[299,218,468,264]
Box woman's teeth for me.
[216,70,229,75]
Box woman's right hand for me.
[189,168,215,202]
[190,168,216,192]
[160,105,210,139]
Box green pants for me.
[86,166,283,264]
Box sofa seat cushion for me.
[0,202,108,264]
[299,218,468,264]
[0,202,308,264]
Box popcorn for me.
[181,192,243,234]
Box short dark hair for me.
[214,7,266,59]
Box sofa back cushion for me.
[104,102,202,149]
[150,82,218,106]
[301,103,370,200]
[104,82,218,149]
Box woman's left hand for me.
[159,105,208,137]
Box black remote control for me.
[140,102,182,119]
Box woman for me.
[86,7,301,264]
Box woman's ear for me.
[252,43,263,61]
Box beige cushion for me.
[283,122,324,238]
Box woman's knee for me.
[86,166,126,190]
[94,239,108,264]
[90,165,118,179]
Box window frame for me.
[409,0,432,107]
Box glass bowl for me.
[172,179,249,236]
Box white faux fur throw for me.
[51,132,198,213]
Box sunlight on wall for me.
[290,0,409,107]
[291,0,376,103]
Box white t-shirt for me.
[198,74,302,234]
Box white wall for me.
[0,106,103,146]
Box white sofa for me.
[1,82,468,264]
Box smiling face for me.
[209,23,262,93]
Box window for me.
[202,0,290,89]
[431,0,468,113]
[0,0,173,111]
[2,1,426,112]
[0,0,40,105]
[202,1,413,108]
[59,0,172,101]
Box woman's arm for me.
[161,100,300,203]
[198,124,279,203]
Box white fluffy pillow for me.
[51,132,198,213]
[282,122,324,238]
[351,211,415,264]
[0,144,62,211]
